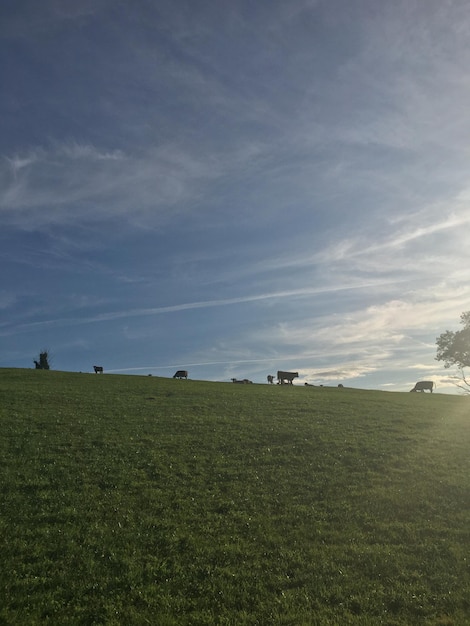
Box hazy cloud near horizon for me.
[1,0,470,392]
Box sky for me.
[2,0,470,392]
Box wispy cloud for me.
[198,284,470,387]
[0,137,272,231]
[263,200,470,285]
[0,143,208,225]
[2,1,470,392]
[0,0,111,39]
[0,279,400,336]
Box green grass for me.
[0,368,469,625]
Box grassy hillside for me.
[0,368,469,625]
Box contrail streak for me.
[0,279,398,336]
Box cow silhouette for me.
[173,370,188,379]
[277,371,299,385]
[410,380,434,392]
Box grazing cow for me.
[267,375,274,384]
[231,378,252,384]
[93,365,104,374]
[410,380,435,393]
[277,371,299,385]
[338,383,344,388]
[173,370,188,379]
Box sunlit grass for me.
[0,369,469,624]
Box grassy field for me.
[0,368,469,625]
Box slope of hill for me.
[1,369,469,625]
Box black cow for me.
[410,380,434,392]
[267,375,274,384]
[173,370,188,379]
[277,371,299,385]
[93,365,104,374]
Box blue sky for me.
[2,0,470,391]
